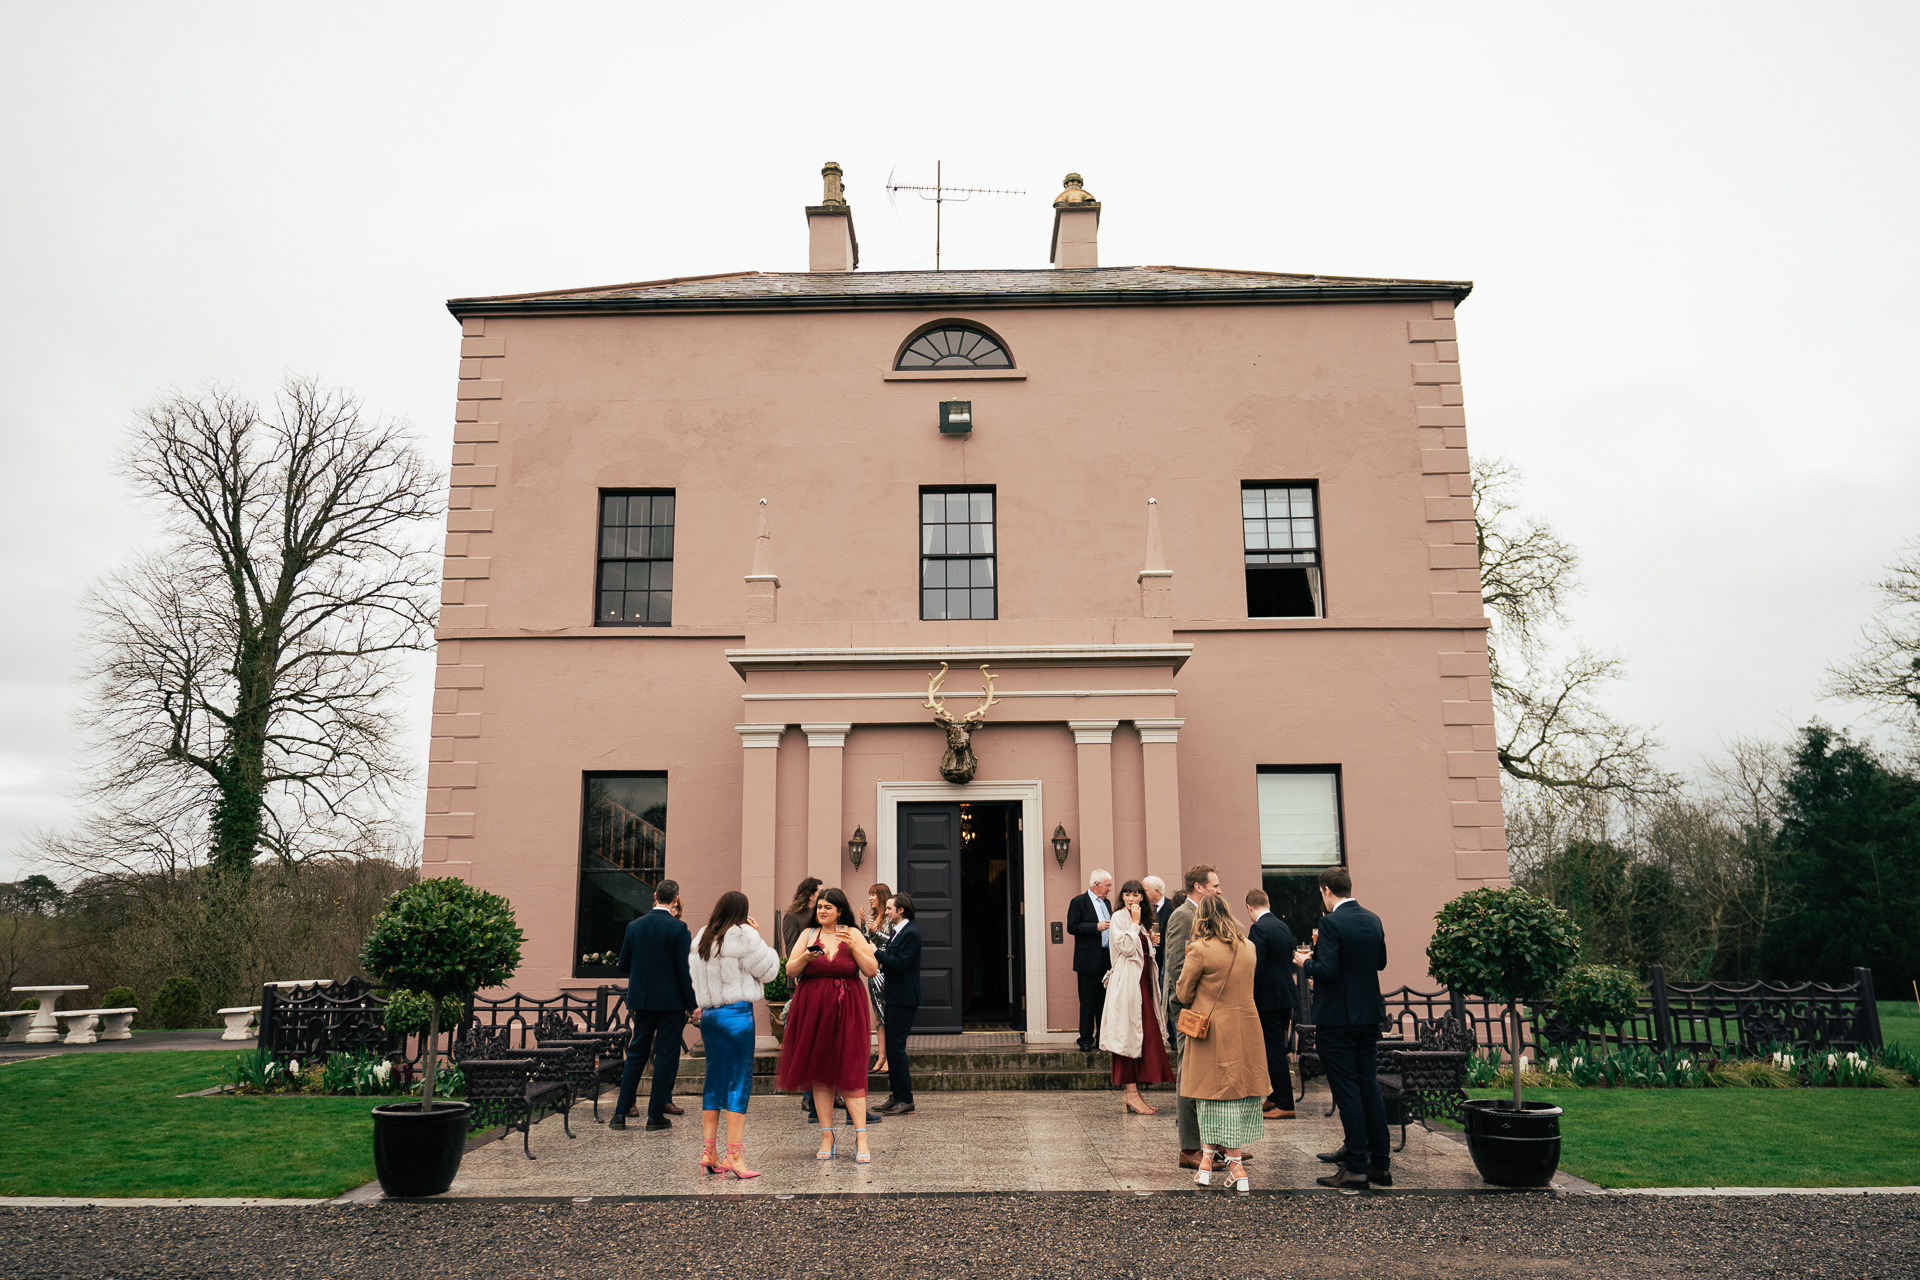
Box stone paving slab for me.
[435,1084,1527,1198]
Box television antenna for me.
[886,161,1025,270]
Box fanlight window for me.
[896,326,1012,370]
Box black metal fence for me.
[256,982,636,1070]
[1347,966,1884,1061]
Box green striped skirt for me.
[1196,1095,1265,1147]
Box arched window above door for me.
[895,325,1013,370]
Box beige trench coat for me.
[1096,906,1163,1058]
[1173,937,1270,1101]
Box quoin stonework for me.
[425,164,1506,1041]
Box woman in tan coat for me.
[1174,894,1269,1191]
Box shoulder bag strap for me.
[1194,938,1242,1025]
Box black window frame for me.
[894,322,1015,370]
[594,488,675,628]
[574,771,668,980]
[919,485,999,620]
[1254,764,1347,942]
[1242,479,1325,618]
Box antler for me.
[961,665,1000,723]
[923,662,954,724]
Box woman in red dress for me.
[775,886,880,1163]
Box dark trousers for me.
[1258,1007,1295,1111]
[1317,1023,1389,1174]
[615,1007,687,1122]
[1076,969,1107,1047]
[884,1003,917,1105]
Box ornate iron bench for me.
[1376,1013,1474,1152]
[532,1011,631,1123]
[451,1023,581,1159]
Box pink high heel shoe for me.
[725,1141,761,1179]
[698,1142,726,1174]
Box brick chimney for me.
[806,161,859,272]
[1049,172,1100,269]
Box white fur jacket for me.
[688,924,782,1009]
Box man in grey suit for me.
[1162,862,1220,1170]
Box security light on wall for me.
[939,401,972,434]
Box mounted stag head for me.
[923,663,1000,784]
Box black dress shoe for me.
[645,1116,672,1130]
[874,1100,915,1116]
[1316,1147,1347,1164]
[1316,1167,1370,1189]
[1368,1167,1393,1187]
[608,1116,627,1131]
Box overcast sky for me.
[2,4,1915,882]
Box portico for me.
[726,642,1190,1040]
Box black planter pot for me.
[1460,1098,1563,1187]
[371,1101,471,1197]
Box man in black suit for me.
[610,879,699,1131]
[1245,888,1298,1119]
[1296,866,1390,1187]
[872,893,923,1116]
[1065,869,1114,1052]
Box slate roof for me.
[447,265,1471,316]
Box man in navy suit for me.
[872,893,923,1116]
[1065,870,1114,1052]
[1296,866,1390,1188]
[610,879,699,1131]
[1245,887,1298,1119]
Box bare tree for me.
[1824,538,1920,745]
[1473,456,1672,797]
[62,377,441,884]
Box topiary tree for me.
[360,878,523,1111]
[1426,886,1582,1109]
[1552,963,1641,1055]
[151,976,205,1029]
[101,985,139,1014]
[380,988,466,1037]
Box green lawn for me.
[0,1051,378,1198]
[1881,999,1920,1052]
[1463,1087,1920,1189]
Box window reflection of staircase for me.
[588,800,665,888]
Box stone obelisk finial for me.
[746,498,779,624]
[1138,497,1173,618]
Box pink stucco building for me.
[426,167,1508,1041]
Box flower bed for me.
[224,1047,464,1098]
[1463,1043,1917,1091]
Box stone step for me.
[636,1044,1169,1094]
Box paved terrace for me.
[437,1083,1542,1198]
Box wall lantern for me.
[847,826,868,870]
[1051,824,1072,868]
[939,400,973,434]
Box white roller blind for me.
[1257,771,1341,867]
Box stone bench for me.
[217,1006,262,1040]
[3,1009,35,1043]
[55,1008,138,1044]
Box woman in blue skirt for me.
[689,891,782,1179]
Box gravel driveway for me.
[6,1191,1916,1278]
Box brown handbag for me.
[1175,940,1240,1040]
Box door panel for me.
[898,803,962,1034]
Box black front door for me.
[897,803,962,1034]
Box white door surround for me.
[874,778,1066,1045]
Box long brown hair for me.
[1191,893,1246,947]
[785,877,823,916]
[866,883,892,929]
[699,891,751,961]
